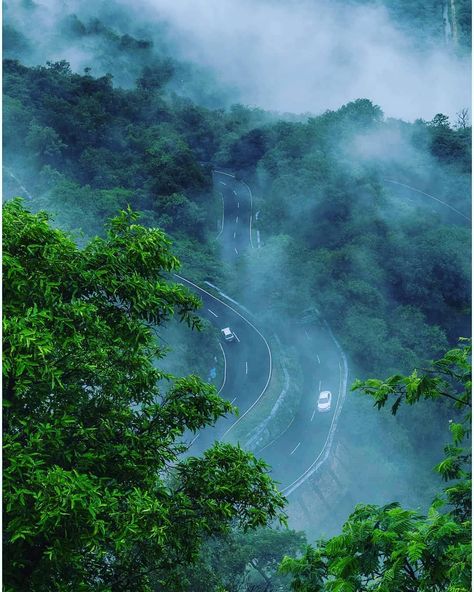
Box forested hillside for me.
[4,202,471,591]
[3,56,273,276]
[4,58,470,378]
[231,100,470,376]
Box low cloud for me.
[5,0,471,120]
[120,0,471,120]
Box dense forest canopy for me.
[3,57,470,377]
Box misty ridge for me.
[4,0,471,119]
[2,0,472,591]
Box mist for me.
[134,0,470,120]
[5,0,471,120]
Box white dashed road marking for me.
[235,216,239,223]
[234,247,239,255]
[290,442,301,455]
[233,332,241,343]
[208,308,218,317]
[317,354,321,364]
[311,409,316,422]
[190,433,200,445]
[245,361,248,374]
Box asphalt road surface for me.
[179,170,347,494]
[257,322,346,494]
[383,179,471,225]
[175,274,272,451]
[213,170,253,260]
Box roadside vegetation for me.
[281,340,471,592]
[228,335,304,451]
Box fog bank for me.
[129,0,470,120]
[5,0,470,121]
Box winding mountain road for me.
[182,170,347,495]
[214,170,254,258]
[256,322,347,496]
[175,273,272,449]
[4,166,467,496]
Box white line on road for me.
[216,192,225,239]
[233,231,236,239]
[208,308,218,317]
[4,168,34,200]
[304,330,310,341]
[384,179,471,222]
[317,354,321,364]
[257,417,295,454]
[237,202,240,208]
[233,190,237,196]
[235,216,239,223]
[173,274,273,439]
[319,380,321,391]
[234,247,239,255]
[241,180,255,249]
[290,442,301,455]
[219,181,226,186]
[311,409,316,422]
[218,342,227,394]
[233,332,241,343]
[190,433,200,446]
[245,361,248,374]
[231,397,237,404]
[213,170,236,178]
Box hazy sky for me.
[5,0,471,120]
[128,0,471,120]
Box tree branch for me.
[250,558,272,589]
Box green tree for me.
[280,341,471,591]
[25,122,67,162]
[171,527,306,592]
[155,192,206,239]
[228,128,268,170]
[137,61,175,91]
[3,201,286,591]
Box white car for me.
[221,327,236,342]
[317,390,332,412]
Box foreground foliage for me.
[281,341,471,591]
[3,201,286,591]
